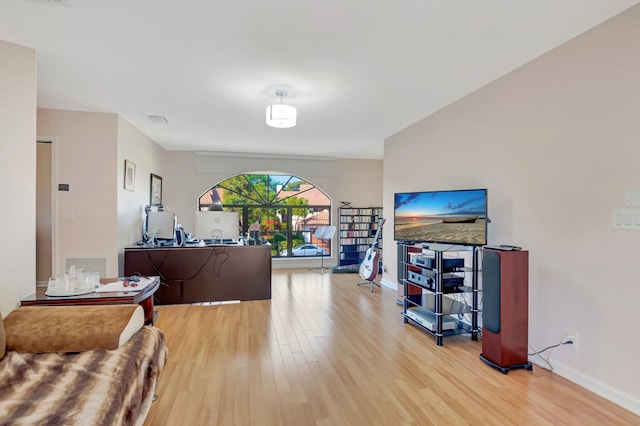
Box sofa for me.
[0,304,168,426]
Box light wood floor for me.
[144,269,637,425]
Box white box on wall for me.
[624,188,640,207]
[612,209,640,230]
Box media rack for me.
[399,242,481,346]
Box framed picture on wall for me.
[150,173,162,206]
[124,160,136,191]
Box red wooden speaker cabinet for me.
[480,249,532,373]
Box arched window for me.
[198,174,331,258]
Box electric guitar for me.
[359,218,386,281]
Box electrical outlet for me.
[566,330,578,351]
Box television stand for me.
[399,242,480,346]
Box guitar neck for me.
[371,218,386,247]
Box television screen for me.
[194,211,240,242]
[394,189,487,246]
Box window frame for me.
[198,174,332,258]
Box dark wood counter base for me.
[124,245,272,305]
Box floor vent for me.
[65,257,106,277]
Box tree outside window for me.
[198,174,331,257]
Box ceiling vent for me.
[148,115,169,124]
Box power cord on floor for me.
[528,336,574,372]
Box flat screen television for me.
[394,188,488,246]
[194,211,240,242]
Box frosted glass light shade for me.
[266,104,297,128]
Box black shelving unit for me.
[399,242,481,346]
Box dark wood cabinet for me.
[124,245,271,305]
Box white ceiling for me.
[1,0,638,159]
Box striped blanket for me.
[0,326,167,426]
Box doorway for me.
[36,140,53,284]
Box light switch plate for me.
[61,211,74,222]
[624,188,640,207]
[612,208,640,229]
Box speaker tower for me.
[480,249,532,373]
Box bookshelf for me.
[338,206,383,267]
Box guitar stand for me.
[357,279,380,293]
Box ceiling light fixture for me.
[266,89,297,128]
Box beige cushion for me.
[4,304,144,353]
[0,311,5,360]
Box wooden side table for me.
[21,277,160,325]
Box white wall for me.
[37,108,119,277]
[34,109,382,274]
[162,152,383,268]
[0,40,36,315]
[116,116,166,275]
[383,5,640,414]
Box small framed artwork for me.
[150,173,163,206]
[124,160,136,191]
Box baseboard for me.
[530,358,640,416]
[380,277,396,290]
